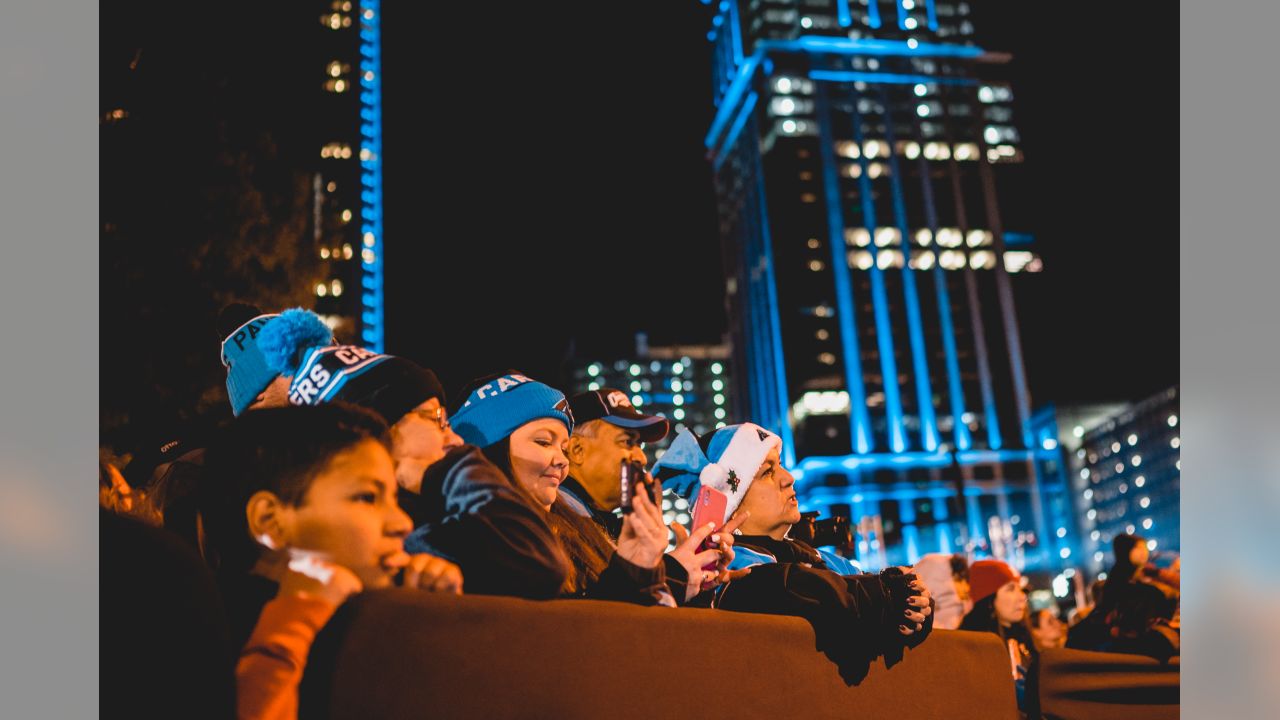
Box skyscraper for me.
[311,0,386,351]
[701,1,1055,569]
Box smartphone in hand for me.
[619,459,655,514]
[690,486,729,571]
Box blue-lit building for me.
[1068,387,1181,576]
[568,335,734,455]
[698,1,1061,570]
[311,0,385,350]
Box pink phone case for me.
[690,486,729,572]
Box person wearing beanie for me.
[449,372,675,604]
[652,425,934,684]
[257,321,568,600]
[912,553,970,630]
[959,558,1036,713]
[220,304,314,416]
[559,388,739,604]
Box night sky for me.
[100,1,1177,442]
[379,1,1177,408]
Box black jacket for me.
[403,445,568,599]
[716,534,934,684]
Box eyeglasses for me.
[410,405,451,432]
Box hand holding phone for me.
[619,459,657,514]
[690,486,729,571]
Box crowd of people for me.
[100,304,1179,719]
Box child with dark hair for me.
[201,403,463,720]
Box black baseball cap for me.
[568,388,670,443]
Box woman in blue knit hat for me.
[450,372,676,603]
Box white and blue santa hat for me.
[652,423,781,525]
[450,373,574,449]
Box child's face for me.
[280,439,412,588]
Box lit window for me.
[1004,251,1038,273]
[673,408,685,420]
[807,238,820,249]
[1139,497,1150,508]
[1112,442,1122,452]
[836,140,860,159]
[978,86,994,103]
[629,364,641,376]
[866,162,887,179]
[320,248,331,259]
[1056,527,1067,538]
[874,227,899,247]
[716,421,727,428]
[1094,551,1105,562]
[913,83,928,97]
[772,97,797,115]
[1083,489,1093,500]
[362,248,375,264]
[360,148,374,162]
[775,77,793,93]
[904,141,921,159]
[714,408,726,419]
[673,394,685,406]
[327,61,343,77]
[908,250,935,270]
[315,283,328,297]
[847,228,871,247]
[1135,475,1145,487]
[1115,462,1125,473]
[1146,539,1158,550]
[340,209,353,223]
[916,104,931,117]
[800,16,813,28]
[936,228,963,248]
[914,228,932,246]
[1167,414,1178,427]
[1119,483,1128,494]
[1080,468,1091,480]
[588,381,600,391]
[632,395,643,406]
[983,126,1001,144]
[966,230,992,247]
[342,244,353,259]
[814,329,829,341]
[587,364,600,377]
[969,250,995,270]
[808,259,825,271]
[851,250,875,270]
[1131,455,1142,467]
[363,71,375,82]
[363,232,376,247]
[781,120,798,133]
[630,381,642,393]
[1142,518,1153,529]
[1126,524,1136,535]
[840,163,863,179]
[325,13,342,30]
[326,181,337,192]
[714,393,726,405]
[1059,548,1071,559]
[939,250,966,270]
[818,353,837,365]
[1090,530,1100,541]
[363,8,374,20]
[1127,433,1138,446]
[330,279,343,296]
[864,140,883,158]
[1171,437,1180,449]
[876,249,904,269]
[904,17,918,30]
[711,363,724,375]
[906,38,918,49]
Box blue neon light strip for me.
[713,91,757,173]
[794,447,1058,473]
[752,121,798,467]
[809,70,976,86]
[358,1,384,352]
[915,148,971,451]
[847,87,906,452]
[728,0,743,66]
[926,0,939,31]
[896,1,908,30]
[879,89,939,452]
[868,0,883,29]
[964,271,1003,450]
[837,0,853,28]
[706,38,985,153]
[814,86,873,453]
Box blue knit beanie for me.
[451,373,574,448]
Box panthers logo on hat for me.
[606,391,632,409]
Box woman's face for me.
[508,419,569,511]
[994,580,1028,626]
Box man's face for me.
[734,447,800,538]
[247,375,292,412]
[569,421,647,510]
[389,398,463,494]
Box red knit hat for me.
[969,559,1022,603]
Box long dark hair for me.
[481,438,613,595]
[960,594,1035,649]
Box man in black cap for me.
[561,388,670,538]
